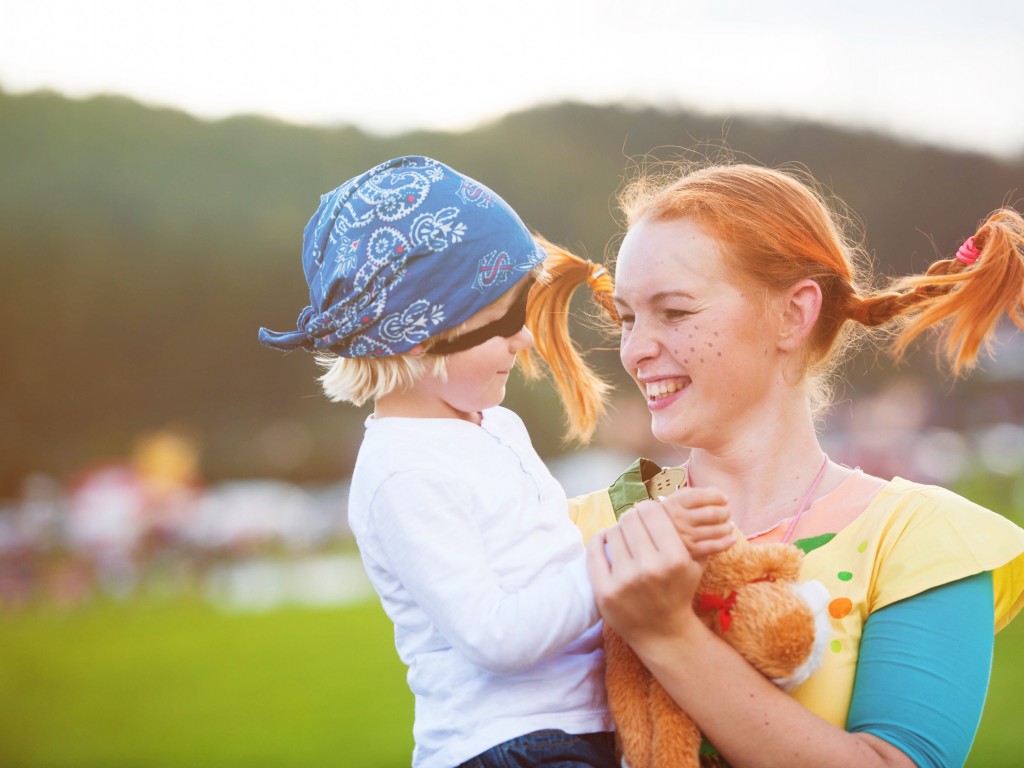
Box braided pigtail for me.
[844,208,1024,375]
[521,235,616,444]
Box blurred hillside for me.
[2,88,1023,496]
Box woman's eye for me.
[619,315,635,328]
[665,309,693,320]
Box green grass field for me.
[1,595,1021,767]
[0,599,414,768]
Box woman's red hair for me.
[619,163,1024,390]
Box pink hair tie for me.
[956,236,980,265]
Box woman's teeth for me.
[646,380,687,400]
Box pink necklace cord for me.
[686,454,830,543]
[956,236,980,266]
[780,454,830,544]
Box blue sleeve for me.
[847,571,994,768]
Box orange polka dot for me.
[829,597,853,619]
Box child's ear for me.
[408,344,426,357]
[777,279,822,352]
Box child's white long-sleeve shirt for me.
[348,406,611,768]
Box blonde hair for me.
[619,161,1024,412]
[316,321,467,406]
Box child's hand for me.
[658,486,734,562]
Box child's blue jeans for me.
[456,728,618,768]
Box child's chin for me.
[475,396,505,413]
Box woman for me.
[585,163,1024,767]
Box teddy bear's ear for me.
[748,542,804,581]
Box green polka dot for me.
[857,540,868,553]
[830,640,842,653]
[837,571,853,581]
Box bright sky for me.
[2,0,1022,156]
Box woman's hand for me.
[587,499,718,643]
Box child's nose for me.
[509,325,534,352]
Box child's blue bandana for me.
[258,155,546,358]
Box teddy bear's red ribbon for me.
[699,590,739,633]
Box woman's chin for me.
[649,417,690,447]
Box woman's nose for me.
[619,321,657,370]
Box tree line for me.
[1,88,1021,495]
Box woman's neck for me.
[685,402,847,538]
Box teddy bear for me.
[604,531,830,768]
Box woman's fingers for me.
[588,503,706,637]
[586,531,613,587]
[633,502,688,558]
[590,502,687,576]
[617,502,666,556]
[585,488,736,641]
[587,527,640,615]
[601,521,634,570]
[633,491,736,565]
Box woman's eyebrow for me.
[649,290,697,302]
[615,289,696,308]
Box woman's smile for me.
[642,376,691,408]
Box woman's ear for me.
[408,343,426,357]
[777,279,822,351]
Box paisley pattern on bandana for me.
[457,179,495,208]
[331,234,360,279]
[410,207,466,251]
[474,250,521,292]
[365,227,411,263]
[359,168,431,222]
[258,156,545,358]
[379,300,447,345]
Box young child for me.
[258,156,625,768]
